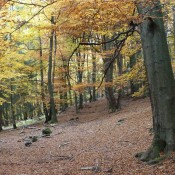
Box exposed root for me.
[135,140,173,164]
[138,146,160,162]
[147,155,167,165]
[136,140,164,163]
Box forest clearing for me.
[1,97,175,175]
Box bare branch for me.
[8,0,44,7]
[10,1,57,35]
[66,27,136,89]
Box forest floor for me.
[1,97,175,175]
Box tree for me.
[136,0,175,163]
[173,5,175,58]
[103,36,119,112]
[48,15,57,123]
[39,36,50,123]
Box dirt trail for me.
[0,97,175,175]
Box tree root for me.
[135,144,171,164]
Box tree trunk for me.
[10,82,16,129]
[74,91,78,114]
[77,51,85,109]
[62,60,68,111]
[48,16,57,123]
[66,75,73,106]
[103,36,119,112]
[130,51,141,94]
[3,103,9,126]
[137,0,175,163]
[104,58,118,112]
[92,53,97,101]
[173,5,175,60]
[0,106,3,131]
[39,36,50,123]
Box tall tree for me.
[173,5,175,58]
[103,36,119,112]
[48,16,57,123]
[39,36,49,123]
[136,0,175,163]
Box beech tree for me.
[173,5,175,57]
[103,37,119,112]
[136,0,175,163]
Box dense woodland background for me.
[0,0,175,173]
[0,0,174,129]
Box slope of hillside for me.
[0,97,175,175]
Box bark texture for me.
[173,5,175,58]
[103,37,119,112]
[137,0,175,163]
[39,36,50,123]
[48,16,57,123]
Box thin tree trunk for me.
[3,103,9,126]
[39,36,50,123]
[66,75,73,106]
[48,16,57,123]
[0,106,3,131]
[103,36,119,112]
[77,51,85,109]
[173,5,175,60]
[137,0,175,163]
[130,51,141,94]
[92,52,97,101]
[86,54,92,102]
[10,83,16,129]
[74,91,78,114]
[62,60,68,110]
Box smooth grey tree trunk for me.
[103,36,119,112]
[173,5,175,59]
[137,0,175,163]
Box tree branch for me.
[66,27,136,89]
[10,1,57,35]
[8,0,44,7]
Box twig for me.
[81,166,100,172]
[81,159,101,172]
[49,151,73,161]
[8,0,44,7]
[10,1,57,35]
[19,127,25,134]
[28,126,37,129]
[55,155,73,161]
[58,142,70,148]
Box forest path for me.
[0,97,174,175]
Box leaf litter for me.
[0,97,175,174]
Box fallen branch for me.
[81,159,101,172]
[28,126,37,129]
[56,155,73,160]
[81,166,100,172]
